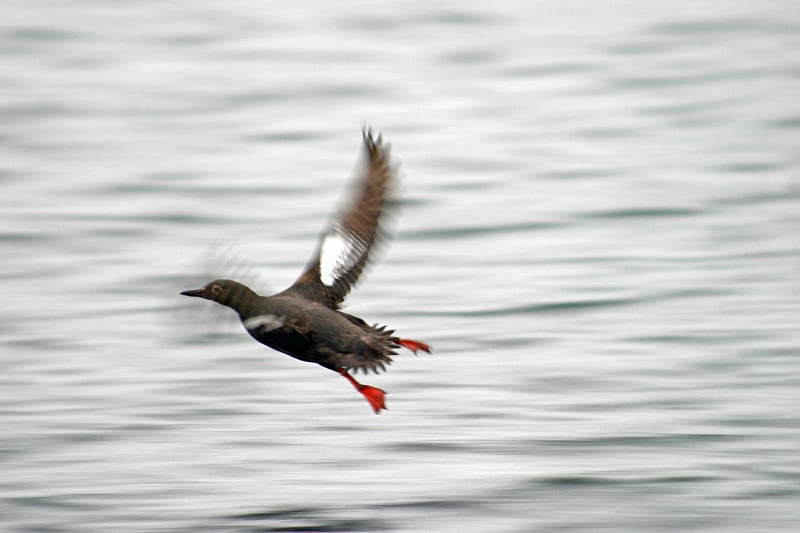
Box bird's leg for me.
[396,338,431,354]
[339,368,386,414]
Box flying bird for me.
[180,128,430,413]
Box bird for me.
[180,128,430,413]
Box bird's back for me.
[240,295,398,373]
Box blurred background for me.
[2,1,799,531]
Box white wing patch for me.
[243,314,286,332]
[318,225,367,286]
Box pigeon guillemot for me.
[180,128,430,413]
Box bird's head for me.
[180,279,255,310]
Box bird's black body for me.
[203,285,399,373]
[181,129,430,413]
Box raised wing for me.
[283,128,395,309]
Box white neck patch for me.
[318,225,366,286]
[243,314,286,332]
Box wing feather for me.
[284,127,395,308]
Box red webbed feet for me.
[357,384,387,414]
[339,369,387,414]
[336,339,430,414]
[397,338,431,354]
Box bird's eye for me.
[211,284,222,295]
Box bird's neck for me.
[223,282,261,317]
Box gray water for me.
[2,1,799,531]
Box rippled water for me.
[3,1,799,531]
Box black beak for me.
[180,288,205,297]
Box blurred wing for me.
[284,128,395,309]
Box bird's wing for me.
[283,128,395,309]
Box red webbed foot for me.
[339,369,387,414]
[357,384,386,414]
[397,338,431,354]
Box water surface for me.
[2,1,799,531]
